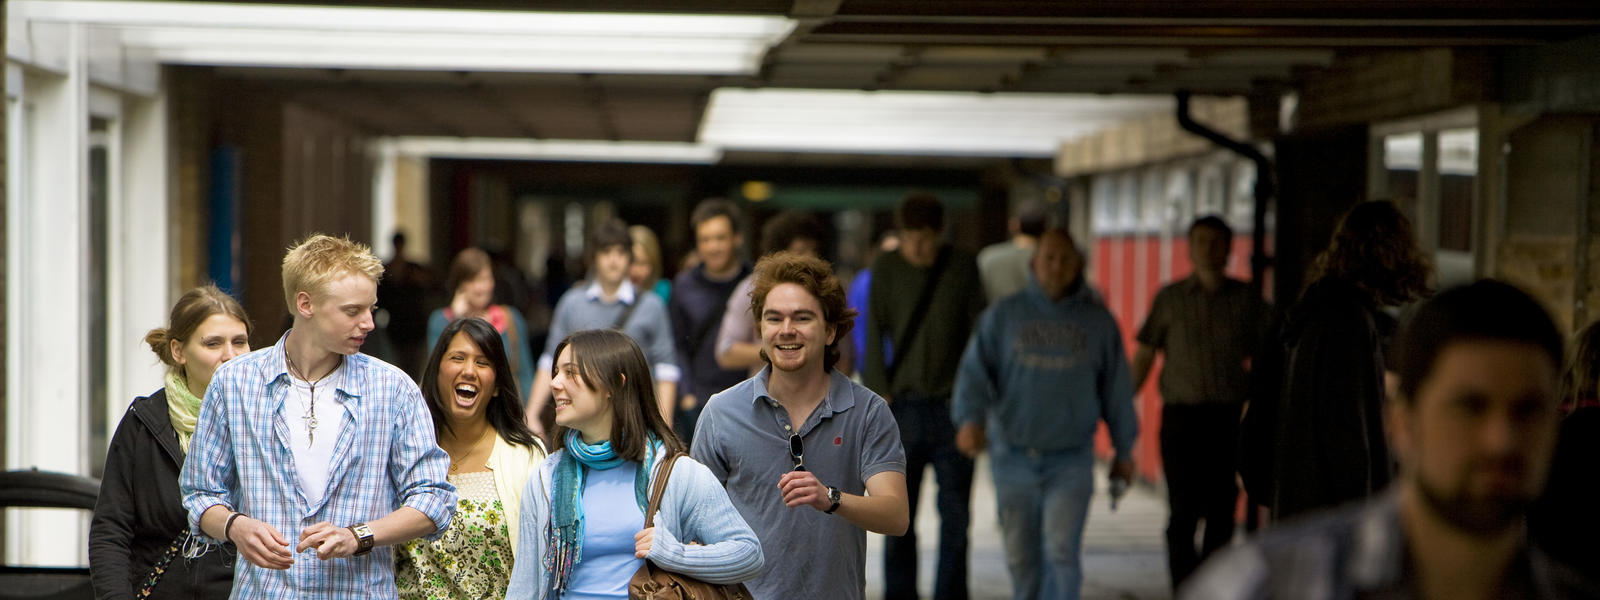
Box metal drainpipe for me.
[1175,91,1276,297]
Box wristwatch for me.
[824,486,842,514]
[347,523,376,556]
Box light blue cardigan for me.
[504,449,764,600]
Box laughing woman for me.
[90,285,251,600]
[397,318,548,600]
[505,329,762,600]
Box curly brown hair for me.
[749,251,857,370]
[1305,200,1432,307]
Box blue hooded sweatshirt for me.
[952,275,1138,456]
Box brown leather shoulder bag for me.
[628,452,754,600]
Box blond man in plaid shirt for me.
[182,234,456,599]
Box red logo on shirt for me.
[834,436,843,446]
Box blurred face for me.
[172,313,251,395]
[1390,340,1560,536]
[760,282,836,375]
[1189,224,1230,276]
[898,228,940,268]
[593,245,631,287]
[879,234,900,255]
[696,215,741,276]
[551,345,613,442]
[300,273,378,355]
[1032,232,1083,300]
[628,244,653,288]
[434,331,497,427]
[787,237,819,257]
[458,268,495,313]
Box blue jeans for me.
[990,442,1094,600]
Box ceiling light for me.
[391,137,722,165]
[699,88,1173,157]
[16,1,795,75]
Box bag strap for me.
[643,452,680,528]
[134,529,188,599]
[612,297,642,331]
[886,246,950,384]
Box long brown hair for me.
[550,329,684,462]
[1305,200,1432,306]
[145,285,253,377]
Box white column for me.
[6,23,89,565]
[371,138,398,259]
[108,91,169,435]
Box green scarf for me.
[165,371,203,454]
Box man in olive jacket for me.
[864,192,986,600]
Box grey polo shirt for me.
[1136,276,1268,406]
[691,366,906,600]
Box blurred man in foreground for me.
[1183,280,1596,600]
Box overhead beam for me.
[831,1,1600,23]
[804,22,1598,46]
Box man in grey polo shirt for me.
[1132,215,1269,589]
[693,251,909,600]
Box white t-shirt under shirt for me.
[280,361,349,508]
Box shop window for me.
[1437,128,1477,252]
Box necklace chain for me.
[285,351,340,448]
[449,427,496,475]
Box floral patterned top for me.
[397,471,513,600]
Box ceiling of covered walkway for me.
[15,0,1600,160]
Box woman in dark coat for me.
[1271,200,1431,520]
[89,285,252,600]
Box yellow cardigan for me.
[486,434,548,557]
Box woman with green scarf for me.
[90,285,252,600]
[505,329,763,599]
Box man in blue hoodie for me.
[953,228,1138,600]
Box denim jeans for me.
[885,397,973,600]
[989,441,1094,600]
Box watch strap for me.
[348,523,376,556]
[824,487,842,514]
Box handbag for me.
[627,452,753,600]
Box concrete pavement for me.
[865,456,1173,600]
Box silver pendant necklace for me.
[285,351,340,447]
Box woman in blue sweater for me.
[505,329,763,600]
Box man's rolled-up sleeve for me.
[390,383,456,538]
[180,371,240,542]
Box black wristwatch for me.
[348,523,375,556]
[824,486,842,514]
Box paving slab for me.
[865,456,1173,600]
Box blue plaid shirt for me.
[180,333,456,599]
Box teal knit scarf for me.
[545,430,657,595]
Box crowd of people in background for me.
[84,191,1600,600]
